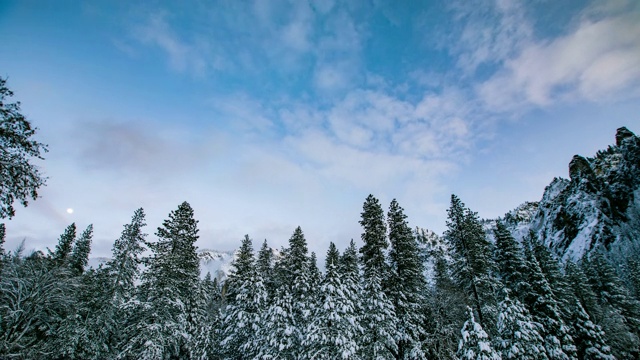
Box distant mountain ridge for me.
[501,126,640,263]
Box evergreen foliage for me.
[257,239,276,297]
[358,195,398,359]
[2,186,640,360]
[457,307,501,360]
[387,199,426,359]
[304,242,362,359]
[445,195,498,332]
[121,201,200,359]
[493,221,529,299]
[495,292,548,359]
[571,301,615,360]
[359,194,389,279]
[0,77,48,219]
[583,250,640,358]
[220,235,267,359]
[523,238,577,360]
[69,224,93,275]
[50,223,76,266]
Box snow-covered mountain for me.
[87,249,238,282]
[198,249,236,281]
[88,247,283,283]
[500,126,640,263]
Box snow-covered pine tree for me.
[0,223,5,270]
[100,208,148,358]
[627,255,640,300]
[583,250,640,358]
[494,221,529,300]
[359,194,390,280]
[220,234,267,359]
[529,234,575,321]
[257,239,276,298]
[69,224,93,275]
[108,208,147,304]
[309,251,322,295]
[495,292,548,360]
[445,195,499,333]
[387,199,426,359]
[340,238,364,324]
[190,273,223,360]
[571,301,615,360]
[49,223,76,266]
[340,239,365,355]
[426,250,467,359]
[564,261,602,323]
[358,195,397,359]
[0,250,74,359]
[256,289,298,359]
[192,273,223,359]
[457,307,501,360]
[259,226,312,357]
[120,201,200,359]
[304,242,361,359]
[523,238,577,360]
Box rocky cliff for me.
[502,127,640,263]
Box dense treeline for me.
[1,195,640,359]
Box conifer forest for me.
[1,186,640,359]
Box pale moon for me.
[66,208,74,214]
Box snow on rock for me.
[495,126,640,265]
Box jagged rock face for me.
[568,155,594,181]
[503,127,640,262]
[616,126,635,146]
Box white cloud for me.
[449,0,533,74]
[134,12,206,75]
[478,1,640,110]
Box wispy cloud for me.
[477,0,640,110]
[133,12,207,75]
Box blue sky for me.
[1,0,639,257]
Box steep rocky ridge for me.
[501,127,640,264]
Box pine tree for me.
[309,251,322,294]
[359,194,389,280]
[571,301,615,360]
[583,250,640,359]
[529,234,574,321]
[493,221,529,300]
[305,242,362,359]
[262,226,313,355]
[108,208,147,303]
[523,240,577,360]
[445,195,498,332]
[220,235,267,359]
[358,195,397,358]
[426,250,467,359]
[101,208,147,358]
[69,224,93,275]
[190,273,222,360]
[457,307,501,360]
[361,272,398,359]
[565,260,601,322]
[495,292,548,360]
[0,223,5,275]
[257,239,276,297]
[256,289,298,359]
[194,274,223,359]
[0,77,48,219]
[387,199,426,359]
[50,223,76,266]
[120,201,200,359]
[0,252,74,359]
